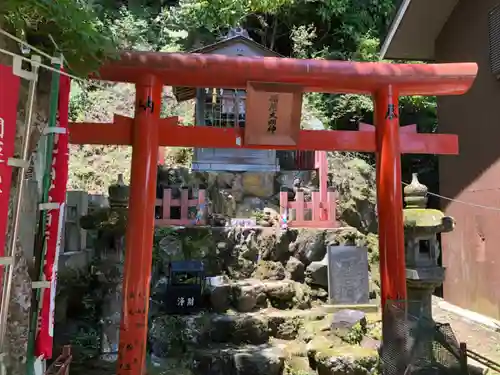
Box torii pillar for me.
[374,86,407,308]
[117,75,162,374]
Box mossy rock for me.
[276,339,308,358]
[365,233,379,266]
[153,227,220,274]
[298,317,332,342]
[329,154,377,234]
[268,315,303,340]
[284,357,315,375]
[147,358,194,375]
[366,321,382,341]
[80,207,128,234]
[209,314,269,345]
[149,314,212,357]
[253,261,286,281]
[338,322,367,345]
[324,228,378,263]
[314,345,379,375]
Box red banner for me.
[0,65,21,285]
[35,73,71,359]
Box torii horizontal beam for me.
[95,52,477,96]
[68,115,459,155]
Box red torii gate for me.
[69,52,477,375]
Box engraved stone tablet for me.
[327,245,369,304]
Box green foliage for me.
[153,226,180,264]
[70,328,101,361]
[1,0,440,192]
[343,322,367,345]
[1,0,115,75]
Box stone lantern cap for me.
[108,173,130,208]
[80,174,129,233]
[403,173,454,234]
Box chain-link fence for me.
[381,301,468,375]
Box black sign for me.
[175,296,196,308]
[267,95,278,134]
[165,286,202,314]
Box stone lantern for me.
[403,173,455,320]
[80,173,130,360]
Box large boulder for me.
[285,257,305,282]
[232,279,268,312]
[305,255,328,288]
[209,314,269,345]
[207,276,232,313]
[252,261,286,281]
[290,229,326,265]
[256,228,294,262]
[149,314,211,357]
[208,279,312,312]
[153,227,218,274]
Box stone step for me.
[154,337,380,375]
[149,306,382,357]
[149,308,328,354]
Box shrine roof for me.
[96,51,477,96]
[189,35,283,58]
[173,34,282,102]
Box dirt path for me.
[432,297,500,373]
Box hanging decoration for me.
[0,64,21,285]
[280,208,289,230]
[192,202,205,225]
[35,72,71,360]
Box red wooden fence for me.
[155,188,206,226]
[279,188,337,228]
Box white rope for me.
[401,181,500,212]
[2,27,500,213]
[0,27,132,97]
[0,28,54,61]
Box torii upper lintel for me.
[96,51,477,96]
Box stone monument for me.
[403,173,454,320]
[327,245,370,304]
